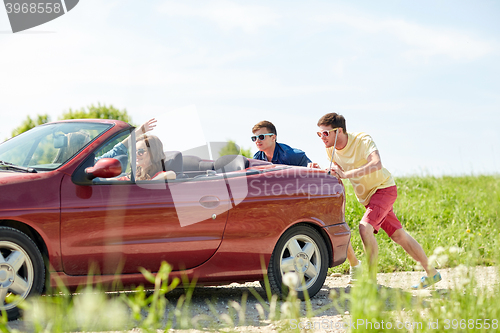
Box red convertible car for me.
[0,119,350,320]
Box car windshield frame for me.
[0,122,113,172]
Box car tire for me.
[267,224,328,300]
[0,227,45,320]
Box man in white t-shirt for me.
[309,113,440,289]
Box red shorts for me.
[361,186,402,237]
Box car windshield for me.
[0,122,112,171]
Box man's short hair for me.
[317,113,347,133]
[252,120,277,136]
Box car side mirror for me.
[85,158,122,180]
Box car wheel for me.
[0,227,45,320]
[267,224,328,300]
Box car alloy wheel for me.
[266,224,329,300]
[0,227,45,320]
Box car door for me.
[60,132,231,275]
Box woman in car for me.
[99,118,175,181]
[133,134,176,181]
[99,118,157,161]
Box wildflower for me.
[455,264,471,288]
[282,272,299,288]
[437,254,449,266]
[456,264,468,275]
[466,229,471,233]
[434,246,445,255]
[280,302,291,318]
[428,254,438,267]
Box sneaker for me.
[348,260,362,284]
[412,271,442,289]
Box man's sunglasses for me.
[137,148,147,156]
[251,133,274,142]
[317,128,339,138]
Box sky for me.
[1,0,499,176]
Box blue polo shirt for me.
[253,142,311,167]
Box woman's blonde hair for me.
[135,134,166,180]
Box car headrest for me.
[182,155,202,171]
[214,155,249,173]
[164,151,183,173]
[199,161,215,171]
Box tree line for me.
[10,103,251,158]
[11,103,132,137]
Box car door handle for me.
[199,195,220,208]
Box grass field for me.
[2,175,499,332]
[339,175,500,332]
[334,175,500,274]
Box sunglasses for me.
[251,133,274,142]
[317,128,339,138]
[136,148,147,156]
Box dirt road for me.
[8,266,498,332]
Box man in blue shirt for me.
[252,120,311,166]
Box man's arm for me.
[331,150,382,179]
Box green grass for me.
[1,175,499,332]
[332,175,500,274]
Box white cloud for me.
[158,0,279,33]
[388,19,494,61]
[315,11,495,62]
[154,105,207,152]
